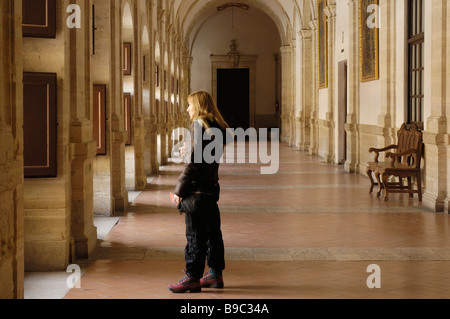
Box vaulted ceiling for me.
[171,0,316,50]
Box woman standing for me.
[169,91,229,294]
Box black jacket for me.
[174,118,225,201]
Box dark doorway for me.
[217,68,250,129]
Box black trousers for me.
[184,201,225,279]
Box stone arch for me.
[186,1,282,131]
[122,1,134,33]
[179,0,290,53]
[301,0,314,28]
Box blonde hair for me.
[187,91,229,130]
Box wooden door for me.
[22,0,56,38]
[217,68,250,130]
[23,72,57,177]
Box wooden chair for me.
[366,124,423,202]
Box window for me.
[407,0,424,128]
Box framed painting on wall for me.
[317,0,328,89]
[359,0,379,82]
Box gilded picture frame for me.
[317,0,328,89]
[359,0,379,82]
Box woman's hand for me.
[179,143,186,157]
[170,192,181,205]
[173,194,181,205]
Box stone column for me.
[0,0,24,299]
[309,20,319,156]
[134,114,147,191]
[158,9,168,165]
[290,41,297,147]
[166,30,176,159]
[144,84,159,175]
[423,0,448,212]
[110,0,128,213]
[345,0,361,173]
[294,37,302,150]
[145,111,159,175]
[446,1,450,213]
[144,0,159,175]
[69,0,98,259]
[324,1,336,163]
[132,0,147,190]
[180,50,192,129]
[280,45,293,144]
[298,29,313,152]
[274,53,281,131]
[175,37,185,128]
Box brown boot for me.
[168,271,202,293]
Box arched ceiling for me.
[173,0,315,50]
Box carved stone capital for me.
[279,45,292,55]
[158,9,166,22]
[298,29,312,40]
[324,5,337,18]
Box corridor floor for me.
[63,142,450,299]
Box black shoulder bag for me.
[177,192,215,214]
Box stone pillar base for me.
[74,224,98,260]
[423,191,446,213]
[445,198,450,214]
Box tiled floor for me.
[62,142,450,299]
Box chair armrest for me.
[386,149,417,158]
[386,149,417,167]
[369,145,398,163]
[369,145,398,153]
